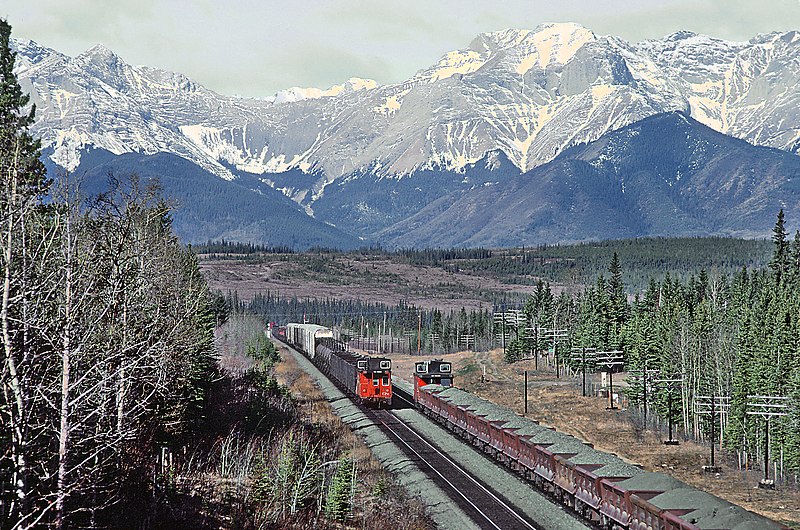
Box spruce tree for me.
[606,252,627,346]
[325,458,354,521]
[0,18,47,193]
[770,209,789,283]
[791,230,800,282]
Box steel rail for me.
[384,392,541,530]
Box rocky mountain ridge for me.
[375,112,800,247]
[15,24,800,206]
[11,24,800,248]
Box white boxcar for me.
[286,323,335,359]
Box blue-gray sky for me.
[5,0,800,97]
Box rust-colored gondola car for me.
[412,359,788,530]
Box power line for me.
[746,395,790,486]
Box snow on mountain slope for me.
[13,23,800,207]
[16,41,280,179]
[268,77,378,104]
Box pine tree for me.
[325,458,354,521]
[770,209,789,283]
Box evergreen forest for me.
[502,218,800,482]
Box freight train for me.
[279,323,392,407]
[413,359,787,530]
[272,323,785,529]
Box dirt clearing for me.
[199,255,548,310]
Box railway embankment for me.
[278,340,590,529]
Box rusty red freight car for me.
[412,360,787,530]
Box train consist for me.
[279,323,392,407]
[413,360,786,530]
[272,324,784,529]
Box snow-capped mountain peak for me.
[13,25,800,210]
[11,38,63,74]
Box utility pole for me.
[628,360,659,428]
[524,324,542,368]
[539,327,568,374]
[596,350,624,409]
[524,370,528,415]
[570,347,597,397]
[694,394,730,472]
[747,395,790,488]
[382,311,387,353]
[655,375,684,445]
[494,305,507,354]
[502,310,506,353]
[417,312,421,355]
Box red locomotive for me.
[279,323,392,407]
[412,360,786,530]
[413,358,453,402]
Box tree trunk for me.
[2,151,28,523]
[56,210,73,529]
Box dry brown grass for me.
[200,255,544,310]
[389,349,800,528]
[274,342,435,530]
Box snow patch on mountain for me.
[269,77,378,104]
[422,50,487,82]
[515,23,595,73]
[12,25,800,211]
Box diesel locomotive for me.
[280,323,392,407]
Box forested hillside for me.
[51,149,362,250]
[504,217,800,481]
[393,237,773,291]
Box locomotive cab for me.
[413,359,453,401]
[357,356,392,406]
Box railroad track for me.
[364,398,541,530]
[277,340,587,529]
